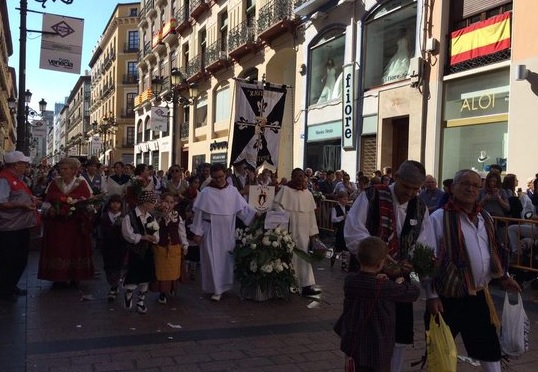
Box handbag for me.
[500,292,530,357]
[309,237,331,260]
[426,314,457,372]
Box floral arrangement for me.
[53,195,104,218]
[234,214,296,300]
[311,190,326,202]
[145,218,160,235]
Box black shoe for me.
[107,288,118,303]
[301,286,322,296]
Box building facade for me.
[64,76,91,159]
[89,2,140,166]
[0,2,16,159]
[294,0,538,182]
[134,0,298,177]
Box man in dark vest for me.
[344,160,434,372]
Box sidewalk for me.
[1,248,538,372]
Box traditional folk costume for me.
[429,201,505,363]
[335,271,421,371]
[273,184,319,290]
[151,209,188,303]
[0,167,40,297]
[344,184,434,363]
[121,195,159,314]
[191,183,256,297]
[99,209,126,301]
[38,177,94,282]
[106,174,130,199]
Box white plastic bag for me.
[500,292,530,357]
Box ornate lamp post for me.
[11,90,47,155]
[91,113,118,165]
[151,67,197,166]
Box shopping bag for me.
[500,292,530,357]
[426,314,457,372]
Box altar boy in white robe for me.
[273,168,321,296]
[191,163,257,301]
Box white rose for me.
[262,237,271,246]
[249,261,258,272]
[261,264,273,273]
[271,241,279,248]
[250,243,257,249]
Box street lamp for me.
[151,67,197,166]
[12,89,47,155]
[91,113,118,165]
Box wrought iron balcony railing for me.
[228,20,257,53]
[205,39,229,69]
[258,0,294,34]
[186,53,205,79]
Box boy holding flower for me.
[121,190,159,314]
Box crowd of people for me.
[0,151,532,371]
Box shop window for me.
[214,84,230,123]
[441,122,507,181]
[363,0,417,88]
[308,29,345,106]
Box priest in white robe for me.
[273,168,321,296]
[191,163,257,301]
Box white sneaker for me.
[211,294,221,301]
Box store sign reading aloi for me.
[461,93,496,112]
[342,63,355,150]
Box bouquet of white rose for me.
[234,214,296,300]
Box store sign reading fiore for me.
[342,63,355,150]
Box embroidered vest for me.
[157,216,181,246]
[365,185,426,260]
[435,209,504,297]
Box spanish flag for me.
[450,12,511,66]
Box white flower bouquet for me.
[234,214,296,300]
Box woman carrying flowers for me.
[38,157,94,288]
[151,192,188,305]
[121,190,159,314]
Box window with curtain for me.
[195,95,208,128]
[214,84,230,123]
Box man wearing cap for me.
[0,151,40,301]
[344,160,435,372]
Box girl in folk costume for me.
[151,193,188,304]
[121,190,159,314]
[98,194,127,302]
[330,191,351,270]
[38,157,95,287]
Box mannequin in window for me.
[382,34,411,84]
[317,58,337,103]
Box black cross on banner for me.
[229,80,287,172]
